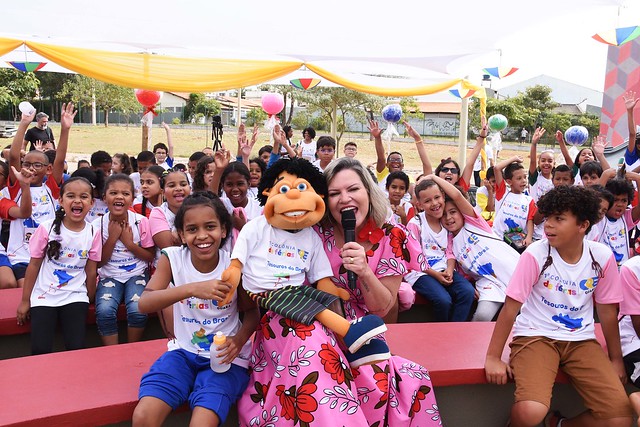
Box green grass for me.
[12,123,524,176]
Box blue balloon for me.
[382,104,403,123]
[564,126,589,146]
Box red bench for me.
[0,322,608,426]
[0,287,131,335]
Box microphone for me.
[341,209,357,290]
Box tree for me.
[0,69,40,118]
[58,76,138,126]
[295,87,384,144]
[183,93,221,122]
[245,107,267,127]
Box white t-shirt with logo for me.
[230,215,333,294]
[298,139,317,162]
[492,180,536,238]
[29,219,101,307]
[4,177,59,265]
[600,209,638,267]
[163,246,251,367]
[92,211,154,280]
[508,239,621,341]
[405,212,452,285]
[448,212,520,302]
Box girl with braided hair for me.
[16,177,101,355]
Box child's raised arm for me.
[624,91,639,154]
[368,119,386,174]
[494,155,523,188]
[592,135,611,170]
[460,118,489,187]
[53,103,76,185]
[9,111,35,185]
[8,167,33,219]
[429,174,475,217]
[528,127,546,176]
[162,122,174,161]
[208,144,231,194]
[403,121,432,175]
[556,130,573,168]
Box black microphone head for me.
[341,209,356,229]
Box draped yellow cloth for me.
[26,41,303,92]
[0,38,25,57]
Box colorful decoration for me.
[261,93,285,129]
[593,26,640,46]
[449,88,476,99]
[564,125,589,146]
[290,78,321,90]
[483,67,518,79]
[381,104,403,145]
[135,89,162,116]
[488,114,508,132]
[8,61,46,72]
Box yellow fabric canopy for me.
[0,38,25,57]
[26,41,303,93]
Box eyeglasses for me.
[22,162,47,171]
[440,167,460,174]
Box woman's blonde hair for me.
[322,157,390,227]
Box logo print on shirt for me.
[552,313,584,331]
[578,277,599,291]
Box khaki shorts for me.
[509,336,632,419]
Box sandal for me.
[543,411,566,427]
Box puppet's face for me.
[263,171,325,230]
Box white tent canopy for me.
[0,0,632,93]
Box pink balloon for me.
[261,93,284,115]
[135,89,162,107]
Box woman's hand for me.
[340,241,371,278]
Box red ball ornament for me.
[135,89,162,107]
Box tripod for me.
[211,115,223,151]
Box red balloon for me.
[135,89,162,107]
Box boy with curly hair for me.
[485,186,632,427]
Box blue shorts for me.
[0,253,12,269]
[11,262,28,280]
[139,348,249,422]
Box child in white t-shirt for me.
[406,177,475,322]
[16,177,101,355]
[133,192,258,427]
[492,156,538,248]
[437,174,520,321]
[386,171,413,226]
[93,174,155,345]
[485,185,632,426]
[601,175,640,267]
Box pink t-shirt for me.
[619,256,640,356]
[149,203,175,236]
[508,239,621,341]
[29,219,101,307]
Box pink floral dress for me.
[237,222,441,427]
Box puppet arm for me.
[219,259,243,306]
[317,277,350,300]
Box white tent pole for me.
[458,86,469,168]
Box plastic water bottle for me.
[210,331,230,373]
[18,102,35,116]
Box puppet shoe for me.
[346,338,391,368]
[343,315,387,353]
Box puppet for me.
[220,157,390,367]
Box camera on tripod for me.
[211,115,223,151]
